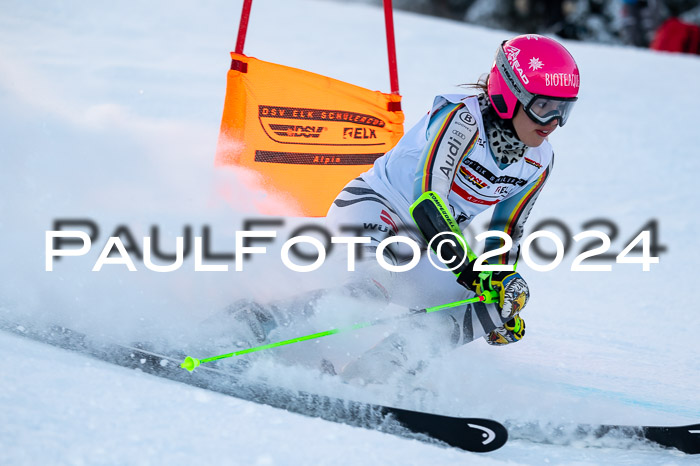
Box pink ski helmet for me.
[488,35,580,127]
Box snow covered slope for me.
[0,330,505,466]
[1,0,699,463]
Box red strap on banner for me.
[235,0,253,55]
[383,0,400,97]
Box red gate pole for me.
[235,0,253,54]
[383,0,400,96]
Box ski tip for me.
[647,423,700,455]
[180,356,201,372]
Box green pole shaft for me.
[200,323,368,363]
[424,290,497,313]
[181,292,496,372]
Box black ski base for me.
[3,321,698,454]
[0,322,507,453]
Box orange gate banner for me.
[215,52,404,217]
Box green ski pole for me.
[180,290,497,372]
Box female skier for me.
[322,34,580,382]
[228,34,580,384]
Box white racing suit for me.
[325,94,553,384]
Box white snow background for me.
[1,0,699,464]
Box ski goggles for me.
[523,95,577,127]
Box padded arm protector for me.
[409,191,476,275]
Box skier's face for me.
[512,105,558,147]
